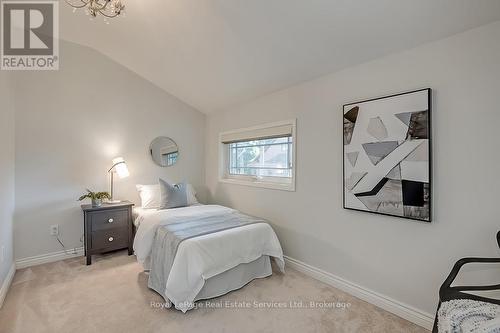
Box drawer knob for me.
[108,218,114,223]
[108,237,114,242]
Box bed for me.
[133,204,285,312]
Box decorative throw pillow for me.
[136,184,161,209]
[159,178,189,209]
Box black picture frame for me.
[342,88,432,222]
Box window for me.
[219,120,296,191]
[162,152,178,166]
[228,137,293,177]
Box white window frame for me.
[218,119,296,191]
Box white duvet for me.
[133,205,285,311]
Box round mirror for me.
[149,137,179,167]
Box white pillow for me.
[136,183,198,209]
[136,184,161,209]
[186,184,198,206]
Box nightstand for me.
[81,201,134,265]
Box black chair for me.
[432,231,500,332]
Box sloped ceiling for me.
[59,0,500,113]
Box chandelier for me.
[65,0,125,19]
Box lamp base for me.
[107,200,122,204]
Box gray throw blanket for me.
[438,299,500,332]
[148,210,267,301]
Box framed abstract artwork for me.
[343,88,432,222]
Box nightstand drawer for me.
[90,209,128,232]
[91,228,128,251]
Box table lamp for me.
[108,157,129,203]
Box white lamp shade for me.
[112,157,130,178]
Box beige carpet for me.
[0,251,427,333]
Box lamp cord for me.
[55,235,78,255]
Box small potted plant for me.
[78,189,111,208]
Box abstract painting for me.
[343,89,431,222]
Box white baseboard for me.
[284,256,434,331]
[15,247,84,269]
[0,263,16,309]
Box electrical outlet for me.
[50,224,59,236]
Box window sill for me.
[219,177,296,192]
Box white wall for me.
[12,41,206,260]
[0,71,15,286]
[206,21,500,315]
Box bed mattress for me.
[133,205,284,311]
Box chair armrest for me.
[440,257,500,298]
